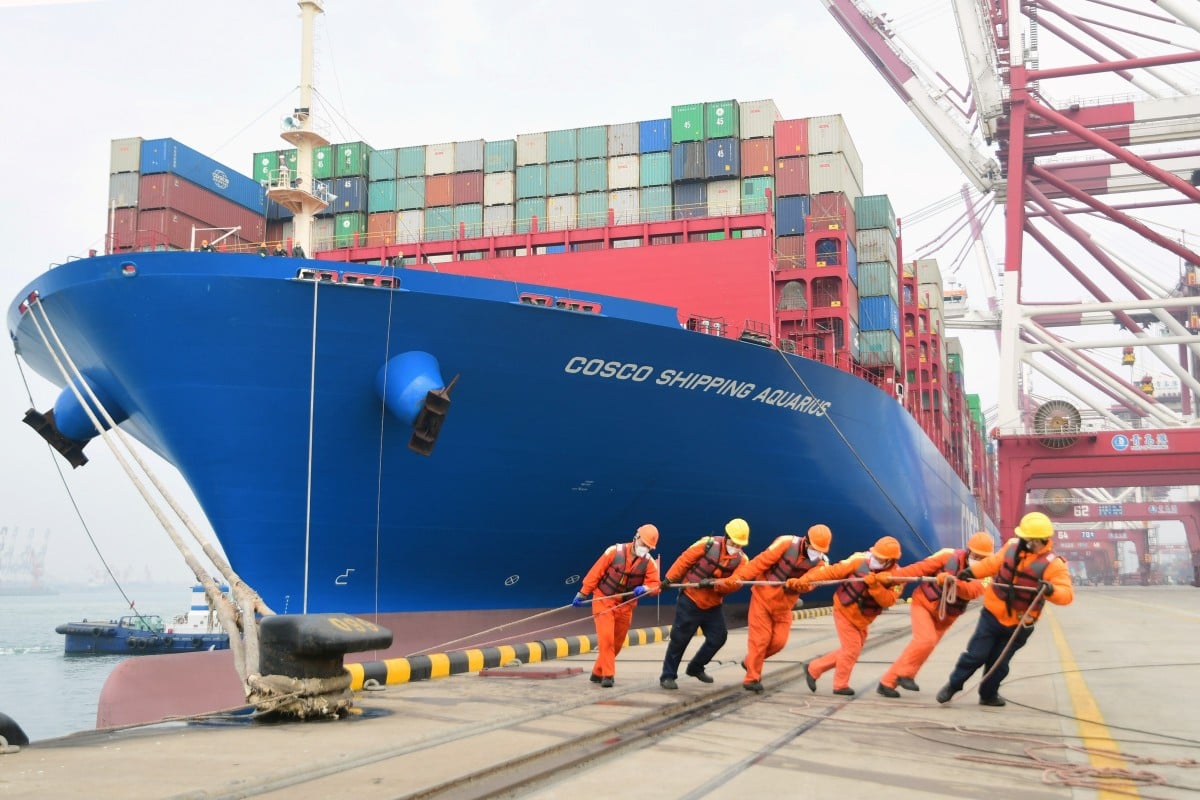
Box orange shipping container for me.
[740,139,774,177]
[425,174,454,207]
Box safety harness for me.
[597,543,651,596]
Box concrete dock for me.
[2,585,1198,799]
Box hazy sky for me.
[1,0,1192,583]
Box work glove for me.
[572,593,587,607]
[936,572,953,585]
[1038,579,1055,598]
[716,578,742,592]
[633,585,647,598]
[660,578,673,590]
[785,578,810,592]
[957,567,976,581]
[864,571,890,587]
[698,578,716,589]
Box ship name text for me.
[563,356,831,417]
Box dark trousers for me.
[659,594,728,680]
[947,607,1035,699]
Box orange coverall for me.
[878,548,986,689]
[803,554,897,691]
[730,535,818,684]
[581,543,661,681]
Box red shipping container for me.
[108,207,137,251]
[138,174,265,243]
[775,234,804,268]
[740,139,774,177]
[368,212,398,245]
[452,171,483,204]
[809,192,856,240]
[775,157,809,197]
[425,174,454,207]
[774,119,808,156]
[136,208,209,250]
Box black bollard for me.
[0,712,30,746]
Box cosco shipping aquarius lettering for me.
[8,3,998,658]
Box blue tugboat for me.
[56,584,230,655]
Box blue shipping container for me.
[858,295,901,338]
[705,138,740,178]
[671,142,705,182]
[776,195,810,236]
[639,118,672,153]
[330,177,367,214]
[847,240,858,286]
[139,138,265,213]
[673,182,707,219]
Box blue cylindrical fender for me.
[375,351,445,427]
[52,376,127,441]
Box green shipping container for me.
[252,150,276,183]
[639,151,671,187]
[640,186,672,221]
[858,329,902,369]
[333,141,371,178]
[578,159,607,193]
[368,180,397,212]
[578,125,607,159]
[485,140,516,173]
[546,129,577,163]
[396,177,425,210]
[967,394,981,411]
[516,197,547,233]
[369,147,398,182]
[334,212,366,248]
[854,194,898,238]
[578,192,608,227]
[741,177,774,212]
[516,164,547,199]
[948,353,963,373]
[397,146,426,178]
[547,162,576,196]
[424,206,455,241]
[312,146,333,179]
[671,103,704,143]
[453,203,483,238]
[857,261,899,301]
[705,100,740,139]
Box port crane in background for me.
[823,0,1200,581]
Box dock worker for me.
[198,239,215,252]
[573,524,662,688]
[789,535,902,696]
[937,512,1074,707]
[658,518,750,690]
[875,532,994,698]
[729,523,833,693]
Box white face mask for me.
[868,554,884,570]
[634,545,650,558]
[807,547,825,562]
[968,554,982,565]
[726,542,741,555]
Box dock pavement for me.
[1,585,1197,799]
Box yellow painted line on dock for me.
[1046,611,1138,799]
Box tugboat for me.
[56,584,230,655]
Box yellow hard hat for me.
[806,524,832,553]
[1014,512,1054,540]
[725,518,750,546]
[636,524,659,548]
[967,532,994,556]
[870,536,901,561]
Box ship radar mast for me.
[265,0,330,256]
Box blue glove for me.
[572,592,586,607]
[632,585,647,598]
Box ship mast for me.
[266,0,330,255]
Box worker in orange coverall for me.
[937,512,1075,706]
[573,524,662,688]
[790,535,902,696]
[657,518,750,690]
[728,523,833,694]
[874,532,995,698]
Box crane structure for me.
[824,0,1200,581]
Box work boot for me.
[600,677,614,688]
[936,684,959,704]
[876,683,900,698]
[740,660,747,671]
[897,677,921,692]
[686,665,714,684]
[589,673,602,684]
[743,681,764,694]
[660,678,678,690]
[979,695,1006,707]
[833,687,855,696]
[804,663,817,693]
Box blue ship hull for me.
[55,621,229,655]
[11,252,992,630]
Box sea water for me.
[0,585,184,742]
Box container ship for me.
[9,10,997,651]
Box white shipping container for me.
[396,209,424,243]
[516,132,548,166]
[608,189,640,225]
[454,139,485,172]
[738,99,781,139]
[608,155,639,190]
[808,153,863,202]
[855,228,898,267]
[483,172,515,207]
[608,122,639,155]
[110,137,142,174]
[425,142,455,176]
[483,204,514,236]
[312,217,337,250]
[546,195,578,230]
[915,258,942,287]
[108,172,139,208]
[707,179,741,216]
[807,115,864,189]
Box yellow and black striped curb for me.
[346,624,673,690]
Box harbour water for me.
[0,585,184,742]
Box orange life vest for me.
[682,536,742,583]
[766,536,825,590]
[834,559,889,618]
[597,542,651,596]
[996,545,1058,614]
